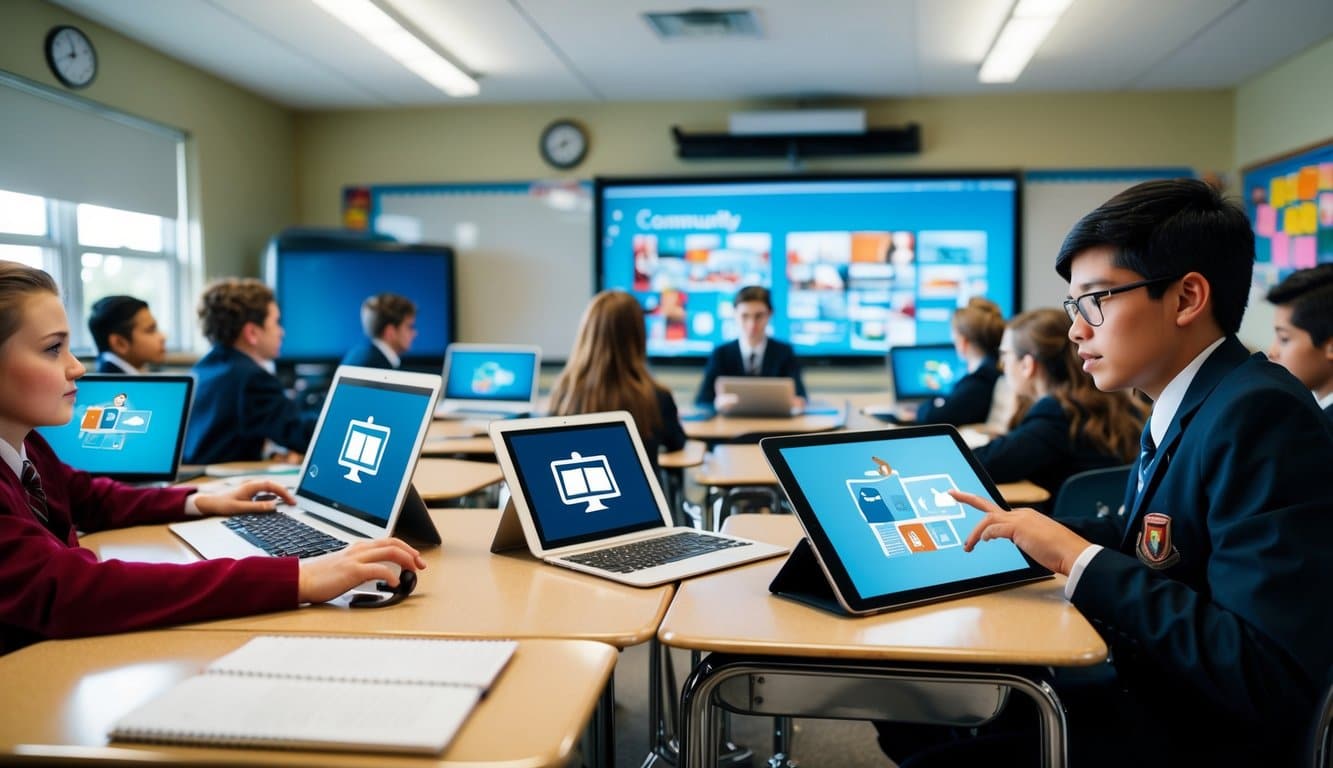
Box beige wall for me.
[1235,35,1333,169]
[0,0,296,279]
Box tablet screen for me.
[764,426,1049,611]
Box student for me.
[86,295,166,374]
[695,285,808,409]
[183,278,317,465]
[548,290,686,464]
[0,263,424,654]
[880,179,1333,767]
[1266,263,1333,424]
[970,307,1144,504]
[341,292,416,370]
[910,297,1006,426]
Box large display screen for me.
[595,174,1020,359]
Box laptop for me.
[715,376,798,417]
[171,366,443,561]
[435,343,541,420]
[760,425,1051,616]
[888,344,966,405]
[37,374,200,484]
[489,411,788,587]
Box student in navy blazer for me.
[695,285,807,409]
[1266,264,1333,426]
[912,297,1006,426]
[882,180,1333,767]
[86,295,167,374]
[184,279,317,466]
[340,292,417,370]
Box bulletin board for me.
[1241,139,1333,291]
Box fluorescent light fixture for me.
[978,0,1074,84]
[311,0,479,97]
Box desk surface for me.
[682,411,844,442]
[693,443,1051,507]
[658,514,1106,666]
[658,439,707,470]
[0,630,615,767]
[81,508,673,647]
[413,458,504,502]
[422,420,496,457]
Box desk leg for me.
[583,675,615,768]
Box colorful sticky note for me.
[1270,178,1287,209]
[1293,236,1317,269]
[1319,192,1333,228]
[1272,233,1291,268]
[1299,166,1319,200]
[1255,204,1277,237]
[1320,163,1333,191]
[1300,202,1319,235]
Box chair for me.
[1314,676,1333,768]
[1051,465,1132,522]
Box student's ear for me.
[1322,336,1333,363]
[1172,271,1212,328]
[239,321,261,347]
[1018,353,1037,380]
[107,332,131,356]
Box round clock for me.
[45,25,98,89]
[539,119,589,170]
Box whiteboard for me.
[1022,169,1193,309]
[371,182,592,361]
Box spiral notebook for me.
[110,636,517,755]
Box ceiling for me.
[49,0,1333,109]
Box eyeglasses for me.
[1063,276,1179,327]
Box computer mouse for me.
[251,491,281,504]
[349,568,417,609]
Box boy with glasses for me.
[880,179,1333,766]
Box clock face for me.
[540,121,588,170]
[45,26,98,89]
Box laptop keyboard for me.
[222,513,349,558]
[561,531,752,574]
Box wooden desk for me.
[413,458,504,506]
[682,411,844,444]
[661,514,1107,768]
[0,630,616,767]
[422,420,496,457]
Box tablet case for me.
[768,537,854,616]
[392,485,442,548]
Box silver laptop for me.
[715,376,798,417]
[435,343,541,419]
[171,366,442,561]
[489,411,788,587]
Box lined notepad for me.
[110,636,517,755]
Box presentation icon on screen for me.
[551,451,620,512]
[77,393,152,451]
[339,416,390,483]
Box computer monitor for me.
[889,343,966,402]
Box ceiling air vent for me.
[643,9,762,40]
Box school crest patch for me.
[1136,512,1181,569]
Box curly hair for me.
[197,278,273,347]
[360,293,417,338]
[0,261,60,349]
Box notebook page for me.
[206,636,517,688]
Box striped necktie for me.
[20,460,52,528]
[747,351,759,375]
[1136,427,1156,496]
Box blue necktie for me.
[1136,427,1156,498]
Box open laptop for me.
[715,376,798,417]
[171,366,443,561]
[888,344,966,406]
[37,374,200,484]
[489,411,788,587]
[434,343,541,420]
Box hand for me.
[297,538,426,604]
[714,392,740,411]
[955,489,1090,575]
[193,480,297,517]
[791,396,807,411]
[895,403,918,421]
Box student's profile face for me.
[735,301,771,344]
[1066,246,1179,397]
[253,302,284,360]
[1270,305,1333,392]
[389,315,417,354]
[121,307,167,366]
[0,293,86,435]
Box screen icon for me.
[550,451,620,512]
[339,416,390,483]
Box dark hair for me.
[88,295,148,354]
[197,278,273,347]
[0,262,59,349]
[952,297,1005,357]
[734,285,772,311]
[1054,178,1254,334]
[1267,264,1333,346]
[360,293,417,338]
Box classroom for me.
[3,1,1333,766]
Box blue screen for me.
[445,349,537,403]
[597,176,1018,358]
[504,422,663,549]
[274,247,453,361]
[37,378,189,477]
[298,378,433,526]
[778,434,1029,600]
[890,344,967,400]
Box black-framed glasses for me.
[1063,276,1180,327]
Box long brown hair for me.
[1007,308,1145,462]
[548,290,664,437]
[0,262,59,349]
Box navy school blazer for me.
[914,356,1000,426]
[339,340,395,370]
[694,338,808,406]
[183,346,318,465]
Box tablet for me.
[760,425,1052,615]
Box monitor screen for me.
[890,344,967,400]
[266,236,455,364]
[595,174,1020,359]
[444,348,539,404]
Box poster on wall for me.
[1241,139,1333,290]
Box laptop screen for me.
[498,421,663,550]
[444,348,538,406]
[297,376,435,529]
[37,375,192,482]
[889,344,966,401]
